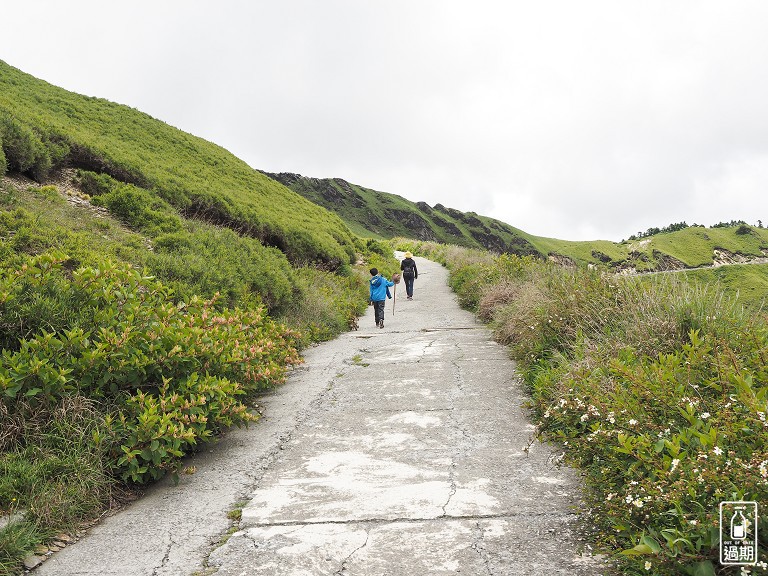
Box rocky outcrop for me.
[384,208,437,241]
[432,214,464,238]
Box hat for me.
[404,251,413,258]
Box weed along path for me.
[35,257,603,576]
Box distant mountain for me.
[266,172,768,273]
[264,172,541,257]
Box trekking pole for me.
[392,273,401,316]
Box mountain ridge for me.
[267,171,768,274]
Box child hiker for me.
[369,268,395,328]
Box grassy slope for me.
[0,60,356,267]
[683,263,768,309]
[265,172,541,256]
[267,172,768,272]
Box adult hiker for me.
[369,268,395,328]
[400,252,418,300]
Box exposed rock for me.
[652,250,687,271]
[431,214,463,238]
[383,208,437,241]
[0,511,25,529]
[23,555,45,570]
[713,248,768,267]
[415,201,432,214]
[548,253,576,267]
[591,250,612,263]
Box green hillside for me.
[0,60,356,268]
[268,173,768,272]
[265,172,541,257]
[0,62,392,574]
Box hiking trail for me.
[35,256,605,576]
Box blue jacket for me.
[369,274,394,302]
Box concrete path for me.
[35,257,604,576]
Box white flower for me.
[628,419,638,426]
[625,494,634,504]
[701,412,711,419]
[689,519,698,525]
[580,413,589,422]
[645,560,652,570]
[713,446,723,456]
[606,493,614,501]
[670,458,680,472]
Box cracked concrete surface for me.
[34,256,606,575]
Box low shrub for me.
[0,113,51,181]
[0,253,301,483]
[91,182,182,236]
[149,225,298,314]
[0,139,6,177]
[281,266,368,345]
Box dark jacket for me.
[400,257,418,279]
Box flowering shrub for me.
[538,328,768,574]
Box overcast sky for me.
[2,1,768,241]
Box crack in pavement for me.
[472,520,495,576]
[151,532,173,576]
[438,353,472,517]
[245,510,580,529]
[333,525,371,576]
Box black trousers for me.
[373,300,385,324]
[404,275,415,297]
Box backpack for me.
[402,261,416,278]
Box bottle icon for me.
[731,508,748,540]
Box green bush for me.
[91,182,182,236]
[281,267,368,345]
[75,169,118,197]
[0,250,79,350]
[0,136,7,177]
[0,112,51,180]
[149,225,298,313]
[0,254,301,483]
